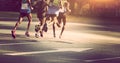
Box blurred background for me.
[0,0,120,17]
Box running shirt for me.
[59,0,70,13]
[21,0,29,9]
[35,1,48,14]
[35,1,48,18]
[47,6,59,15]
[47,0,68,15]
[20,0,31,13]
[59,7,66,13]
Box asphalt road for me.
[0,16,120,63]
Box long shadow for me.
[43,39,73,44]
[87,25,120,32]
[0,24,26,30]
[79,17,120,38]
[0,11,19,21]
[92,17,120,32]
[53,43,120,63]
[0,33,41,52]
[0,55,48,63]
[0,37,120,63]
[82,43,120,63]
[90,17,120,32]
[0,17,18,21]
[0,33,37,43]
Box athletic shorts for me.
[37,12,46,19]
[57,12,66,19]
[20,8,31,14]
[20,8,31,17]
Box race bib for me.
[21,3,29,9]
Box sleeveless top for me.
[20,0,31,13]
[47,5,59,15]
[46,0,60,16]
[58,0,68,13]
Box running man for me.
[34,0,49,37]
[11,0,33,39]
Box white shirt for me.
[47,6,59,15]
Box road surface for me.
[0,16,120,63]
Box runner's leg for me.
[11,15,23,39]
[59,15,66,38]
[25,13,32,37]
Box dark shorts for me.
[37,12,46,19]
[46,14,56,17]
[57,12,66,19]
[46,14,56,20]
[20,9,31,14]
[20,13,30,17]
[20,9,31,17]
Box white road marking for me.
[4,48,92,56]
[85,57,120,62]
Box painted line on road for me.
[4,48,92,56]
[85,57,120,62]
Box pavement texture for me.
[0,12,120,63]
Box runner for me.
[11,0,33,39]
[46,0,59,37]
[34,0,49,38]
[57,0,71,38]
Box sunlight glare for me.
[92,0,115,3]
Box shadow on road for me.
[0,24,26,30]
[0,17,17,21]
[0,33,37,43]
[91,17,120,32]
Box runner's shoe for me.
[11,30,16,39]
[25,32,30,37]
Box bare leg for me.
[11,16,23,39]
[25,13,32,37]
[39,18,45,37]
[43,17,48,32]
[56,17,61,28]
[12,16,23,31]
[59,16,66,38]
[53,21,56,38]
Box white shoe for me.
[35,33,39,38]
